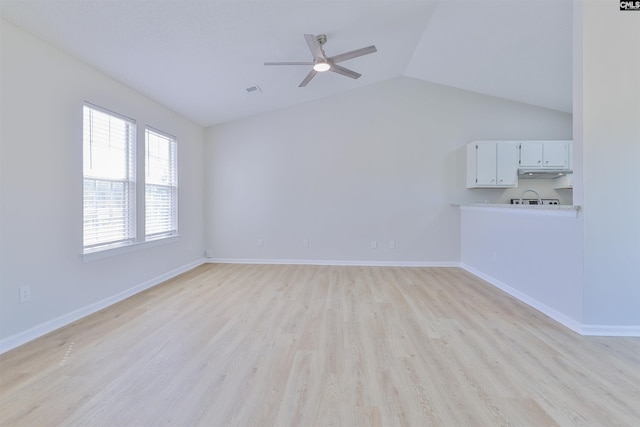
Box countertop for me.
[454,203,580,211]
[453,203,581,217]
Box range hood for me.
[518,169,573,179]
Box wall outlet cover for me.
[19,286,31,303]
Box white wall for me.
[579,2,640,328]
[0,20,205,349]
[205,77,572,264]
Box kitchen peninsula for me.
[458,202,583,334]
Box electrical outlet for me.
[371,240,377,249]
[389,240,396,249]
[303,239,309,248]
[19,286,31,304]
[257,238,264,247]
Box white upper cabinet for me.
[519,140,570,169]
[553,143,574,189]
[474,142,498,186]
[496,143,519,185]
[467,141,518,188]
[519,142,544,167]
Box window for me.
[145,128,178,238]
[83,104,136,251]
[82,103,179,257]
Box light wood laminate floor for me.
[1,264,639,426]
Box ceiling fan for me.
[265,34,377,87]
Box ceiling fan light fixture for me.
[313,62,331,72]
[265,34,377,86]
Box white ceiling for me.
[0,0,573,127]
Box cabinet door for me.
[542,142,568,168]
[519,142,543,167]
[474,143,498,186]
[496,143,518,186]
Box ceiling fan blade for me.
[264,61,314,66]
[299,69,318,87]
[329,45,377,63]
[304,34,325,60]
[329,64,361,79]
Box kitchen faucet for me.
[519,188,542,205]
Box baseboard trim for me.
[206,258,459,267]
[0,258,206,355]
[460,263,640,337]
[459,263,584,335]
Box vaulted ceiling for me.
[0,0,573,127]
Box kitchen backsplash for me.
[468,179,573,205]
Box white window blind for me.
[83,104,136,251]
[145,128,177,238]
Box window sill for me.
[82,235,180,262]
